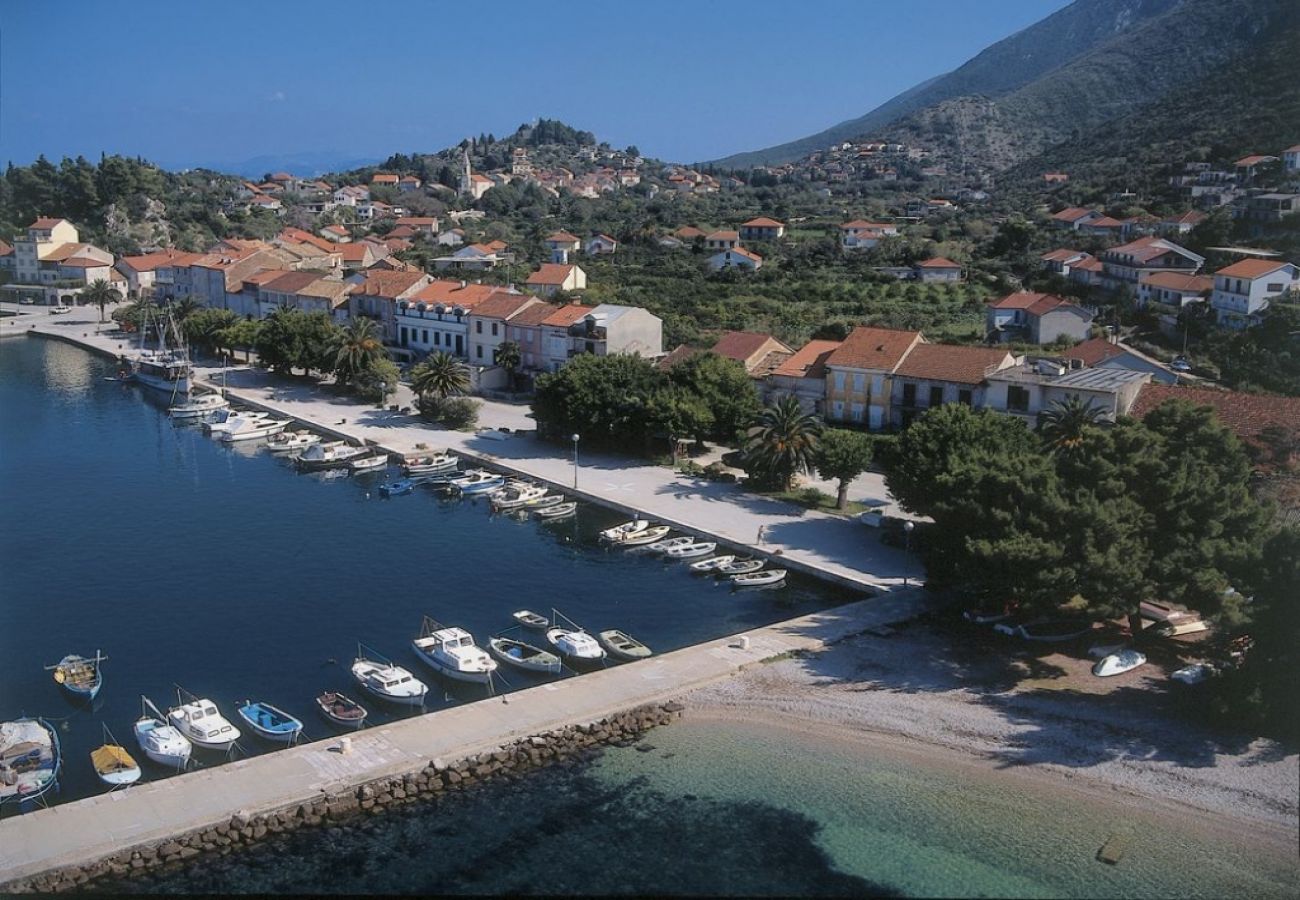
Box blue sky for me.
[2,0,1069,170]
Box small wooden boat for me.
[647,536,694,554]
[546,627,606,662]
[533,502,577,519]
[378,479,415,497]
[1092,649,1147,678]
[598,630,653,660]
[266,430,321,453]
[665,541,717,559]
[525,494,565,510]
[612,525,671,547]
[133,696,191,769]
[513,610,549,630]
[488,637,562,674]
[732,568,787,586]
[600,519,649,542]
[91,725,141,787]
[236,701,304,744]
[690,555,735,573]
[717,558,763,576]
[295,441,368,470]
[47,651,105,701]
[348,454,389,473]
[0,718,61,807]
[316,692,368,728]
[405,454,458,475]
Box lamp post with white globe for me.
[571,433,581,488]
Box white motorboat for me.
[525,494,565,510]
[690,555,736,573]
[647,536,695,554]
[411,617,498,684]
[169,393,229,420]
[490,484,548,510]
[266,429,321,453]
[612,525,672,547]
[545,627,606,663]
[349,453,389,473]
[718,558,764,576]
[731,568,787,586]
[404,454,458,475]
[512,610,550,630]
[598,630,653,660]
[167,693,241,752]
[456,471,506,494]
[533,501,577,519]
[203,408,271,434]
[488,637,562,674]
[351,650,428,706]
[665,541,717,559]
[132,696,191,769]
[295,441,369,470]
[1092,649,1147,678]
[600,519,649,542]
[0,717,60,807]
[219,416,289,442]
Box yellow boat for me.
[91,727,141,787]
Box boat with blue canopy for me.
[235,701,303,744]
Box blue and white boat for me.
[235,701,303,744]
[47,651,105,701]
[378,479,415,497]
[455,471,505,495]
[0,718,61,808]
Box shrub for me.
[435,396,481,430]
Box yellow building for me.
[823,327,923,429]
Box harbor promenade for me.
[0,588,930,889]
[0,304,924,592]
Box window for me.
[929,385,944,408]
[853,373,865,392]
[422,329,429,343]
[958,389,972,405]
[400,326,408,345]
[834,371,846,391]
[475,321,482,333]
[1007,385,1030,413]
[850,403,865,422]
[871,375,884,395]
[1266,282,1284,293]
[492,323,499,336]
[901,383,916,406]
[476,346,483,359]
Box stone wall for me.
[1,702,684,894]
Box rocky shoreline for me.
[2,702,684,895]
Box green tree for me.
[219,319,262,363]
[353,357,401,404]
[494,340,522,390]
[647,388,715,462]
[78,279,121,323]
[667,351,762,444]
[182,308,238,356]
[1038,393,1105,452]
[170,297,202,323]
[815,428,874,510]
[532,353,662,450]
[331,317,385,385]
[256,307,339,376]
[743,396,823,491]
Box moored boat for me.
[600,519,649,542]
[132,696,191,769]
[410,616,497,684]
[316,692,368,728]
[456,471,506,495]
[647,536,694,554]
[1092,649,1147,678]
[487,637,562,674]
[47,651,105,701]
[378,479,415,497]
[219,416,289,442]
[91,726,141,787]
[404,453,458,475]
[533,501,577,520]
[690,555,736,573]
[525,493,564,509]
[167,690,241,752]
[611,525,671,547]
[236,701,304,744]
[266,430,321,453]
[203,408,271,435]
[545,627,606,663]
[295,441,369,470]
[731,568,787,587]
[718,558,764,576]
[0,718,61,807]
[491,484,548,510]
[168,393,229,420]
[598,630,653,660]
[1016,620,1096,643]
[351,647,428,706]
[665,541,717,559]
[512,610,549,630]
[126,309,192,394]
[348,453,389,473]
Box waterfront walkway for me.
[0,304,923,592]
[0,588,930,888]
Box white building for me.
[1210,258,1300,328]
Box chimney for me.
[460,280,467,288]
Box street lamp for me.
[903,520,915,553]
[571,433,580,489]
[377,382,387,410]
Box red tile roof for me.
[29,217,70,230]
[262,270,324,294]
[59,257,111,268]
[1041,248,1090,263]
[1140,272,1212,293]
[673,226,705,239]
[709,331,792,364]
[1215,258,1293,279]
[118,249,188,272]
[916,257,960,269]
[1062,337,1127,367]
[895,343,1013,384]
[1130,384,1300,445]
[545,231,581,243]
[1051,207,1096,223]
[706,230,739,241]
[526,263,578,286]
[825,327,922,372]
[725,247,763,263]
[508,303,560,328]
[741,217,784,228]
[1234,155,1276,167]
[541,303,593,328]
[1162,211,1206,225]
[990,291,1060,310]
[470,293,539,320]
[351,270,426,298]
[772,340,842,380]
[412,280,511,310]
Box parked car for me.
[1170,356,1192,373]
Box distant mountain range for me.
[165,151,383,179]
[712,0,1297,174]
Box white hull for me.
[411,645,494,684]
[221,421,288,442]
[358,682,428,705]
[97,767,142,787]
[133,370,192,394]
[142,747,190,768]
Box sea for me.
[4,337,1296,897]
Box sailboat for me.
[126,305,193,395]
[91,724,141,787]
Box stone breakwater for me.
[1,702,684,894]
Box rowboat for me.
[731,568,787,586]
[598,630,653,661]
[487,637,562,674]
[378,479,415,497]
[611,525,671,547]
[316,692,368,728]
[266,430,321,453]
[525,494,565,510]
[132,696,191,769]
[348,454,389,473]
[91,726,141,787]
[546,627,606,663]
[47,651,105,701]
[665,541,717,559]
[411,616,497,684]
[647,536,694,554]
[512,610,550,630]
[491,484,548,510]
[1092,649,1147,678]
[0,718,61,807]
[168,690,241,752]
[236,701,304,744]
[717,558,763,576]
[689,555,735,573]
[404,454,458,475]
[533,502,577,520]
[351,647,428,706]
[600,519,649,542]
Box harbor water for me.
[0,337,854,806]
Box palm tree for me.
[79,279,122,322]
[494,340,522,390]
[410,352,469,412]
[744,396,823,491]
[1039,394,1105,451]
[332,317,384,386]
[170,297,202,323]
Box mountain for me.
[711,0,1181,169]
[166,151,383,179]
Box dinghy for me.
[647,536,695,554]
[533,501,577,519]
[47,651,105,701]
[1092,649,1147,678]
[411,617,497,684]
[545,627,606,663]
[236,701,303,744]
[665,541,717,559]
[612,525,671,547]
[0,718,61,807]
[132,696,191,769]
[348,454,388,473]
[689,555,735,573]
[717,558,763,576]
[316,692,368,729]
[168,690,241,751]
[598,630,653,660]
[378,479,415,497]
[599,519,649,542]
[91,725,141,787]
[351,647,428,706]
[512,610,550,630]
[488,637,562,674]
[731,568,787,586]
